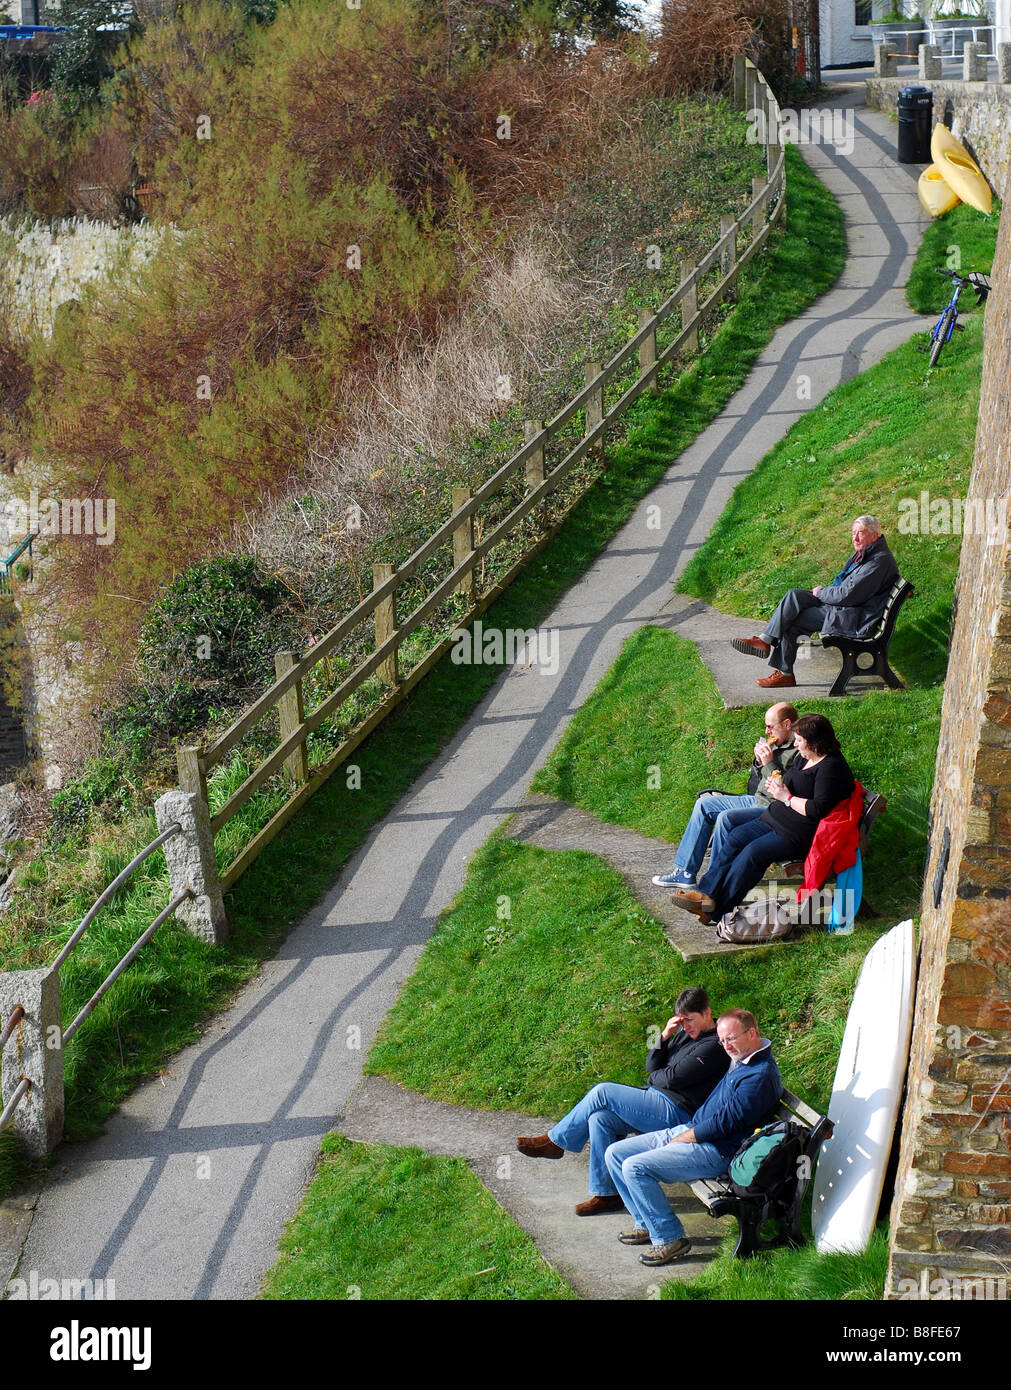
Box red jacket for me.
[797,782,864,900]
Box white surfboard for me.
[811,918,917,1254]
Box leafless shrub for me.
[240,228,602,603]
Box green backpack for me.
[729,1120,807,1200]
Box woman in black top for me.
[674,714,855,923]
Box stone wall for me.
[1,217,174,344]
[885,164,1011,1297]
[866,78,1011,196]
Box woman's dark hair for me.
[793,713,841,757]
[675,987,711,1016]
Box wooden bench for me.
[820,576,914,698]
[689,1087,833,1257]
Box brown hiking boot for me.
[516,1133,564,1159]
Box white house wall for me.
[821,0,875,67]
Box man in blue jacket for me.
[516,988,728,1216]
[730,515,898,691]
[604,1009,782,1266]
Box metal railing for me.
[0,530,36,596]
[0,822,190,1141]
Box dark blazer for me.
[817,534,898,639]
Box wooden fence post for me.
[524,420,544,491]
[733,53,747,110]
[177,745,209,805]
[373,563,399,689]
[681,260,699,354]
[452,487,476,600]
[274,650,309,786]
[766,91,779,179]
[585,361,603,461]
[638,306,658,392]
[721,213,737,302]
[752,176,767,238]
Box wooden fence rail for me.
[176,60,786,897]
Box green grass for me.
[905,198,1000,315]
[366,832,884,1119]
[661,1222,889,1300]
[676,318,984,689]
[533,627,940,923]
[260,1133,576,1301]
[0,141,844,1194]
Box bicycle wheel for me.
[929,309,954,368]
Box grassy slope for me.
[260,1134,576,1302]
[675,318,984,689]
[366,829,881,1117]
[905,197,1000,314]
[531,627,938,921]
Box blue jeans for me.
[605,1125,730,1244]
[549,1083,692,1197]
[710,803,767,864]
[672,793,756,878]
[698,815,794,919]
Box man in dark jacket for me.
[516,988,729,1216]
[730,516,898,691]
[606,1009,782,1265]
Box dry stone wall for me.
[866,78,1011,196]
[886,164,1011,1297]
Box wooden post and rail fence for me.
[177,55,786,908]
[2,58,787,1158]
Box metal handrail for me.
[61,887,194,1045]
[0,1005,25,1051]
[4,532,36,568]
[0,1078,30,1132]
[51,822,182,970]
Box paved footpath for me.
[6,86,930,1301]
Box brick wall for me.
[886,168,1011,1297]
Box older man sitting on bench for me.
[730,515,898,691]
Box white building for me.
[821,0,1009,66]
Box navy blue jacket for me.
[690,1040,783,1160]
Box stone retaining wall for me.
[866,78,1011,195]
[885,162,1011,1298]
[1,217,173,341]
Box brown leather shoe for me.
[756,670,797,688]
[574,1194,625,1216]
[516,1133,564,1159]
[671,888,716,916]
[731,636,772,658]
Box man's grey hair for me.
[853,514,881,535]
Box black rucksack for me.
[729,1120,808,1201]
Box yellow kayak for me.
[930,124,993,215]
[918,163,960,218]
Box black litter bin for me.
[897,85,933,164]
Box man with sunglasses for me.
[652,703,799,890]
[604,1009,781,1266]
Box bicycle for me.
[926,268,991,369]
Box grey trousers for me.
[762,588,826,673]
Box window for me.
[855,0,873,23]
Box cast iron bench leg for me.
[829,648,857,697]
